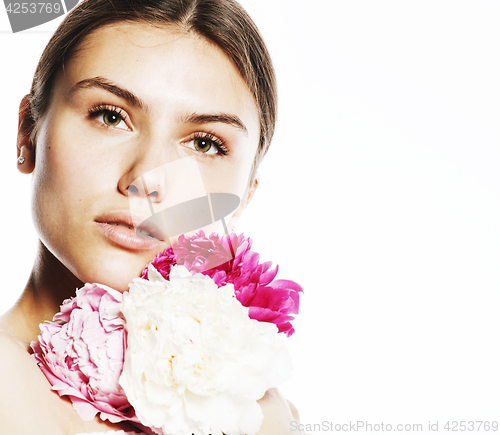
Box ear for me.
[227,172,260,232]
[244,171,259,206]
[17,95,36,174]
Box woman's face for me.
[29,23,260,291]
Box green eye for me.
[183,133,228,156]
[194,138,213,153]
[103,111,122,127]
[88,105,129,130]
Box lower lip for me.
[95,222,161,251]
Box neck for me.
[0,240,83,346]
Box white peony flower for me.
[119,265,292,435]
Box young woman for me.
[0,0,302,433]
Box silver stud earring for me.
[18,156,25,164]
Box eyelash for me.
[87,105,229,156]
[188,132,229,156]
[88,104,129,127]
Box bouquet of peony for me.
[31,232,302,435]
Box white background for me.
[1,1,500,433]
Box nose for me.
[121,163,170,239]
[126,170,167,203]
[118,142,169,204]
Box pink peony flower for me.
[141,247,176,281]
[142,231,303,337]
[31,284,138,424]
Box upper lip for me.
[94,210,166,242]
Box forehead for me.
[62,22,259,131]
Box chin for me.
[77,253,153,293]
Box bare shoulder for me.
[0,329,37,382]
[0,330,139,435]
[0,330,66,434]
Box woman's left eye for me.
[184,134,228,156]
[188,137,217,154]
[102,111,124,127]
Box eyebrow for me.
[180,112,248,135]
[71,76,149,111]
[72,76,248,134]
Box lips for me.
[94,210,167,251]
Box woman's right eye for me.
[88,105,130,130]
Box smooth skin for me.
[0,23,302,434]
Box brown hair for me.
[28,0,277,183]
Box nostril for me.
[127,184,139,194]
[148,191,159,198]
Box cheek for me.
[198,141,257,199]
[217,161,252,198]
[31,120,110,236]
